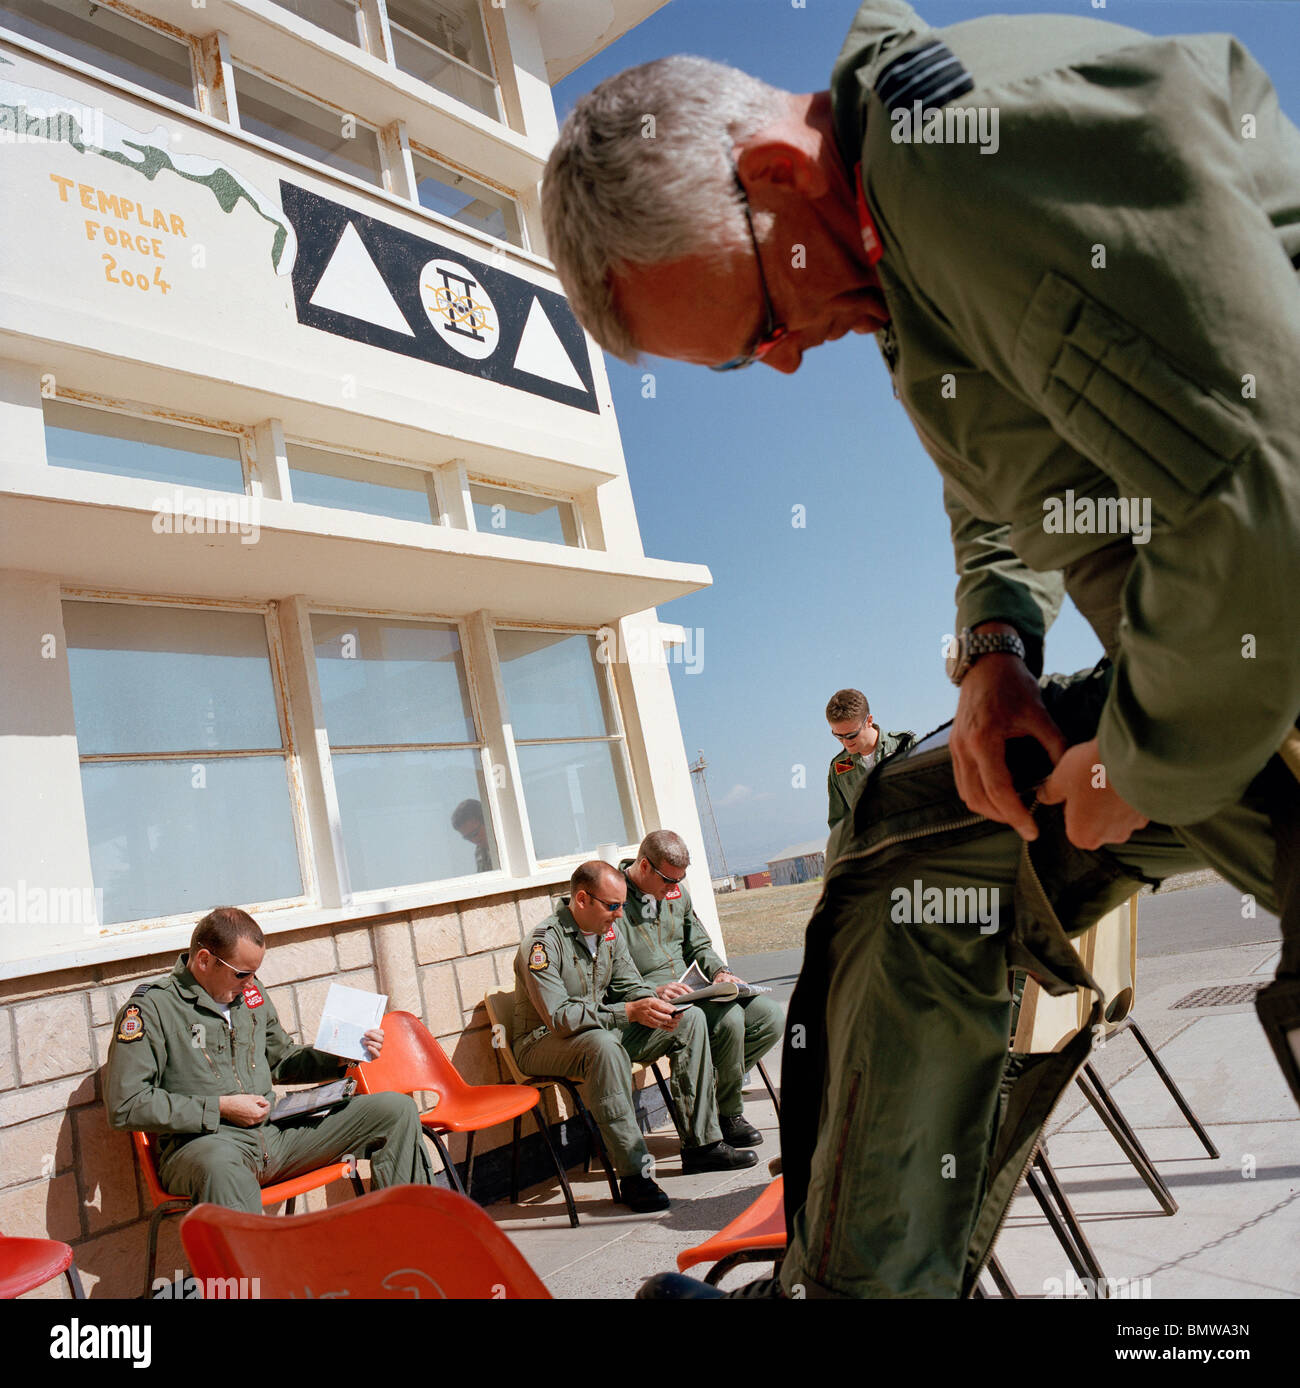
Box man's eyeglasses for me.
[710,169,790,372]
[646,859,686,887]
[210,952,255,980]
[833,721,870,744]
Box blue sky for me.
[553,0,1300,873]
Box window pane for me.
[287,443,435,524]
[234,65,381,186]
[411,152,520,245]
[266,0,359,45]
[82,756,302,924]
[64,602,283,754]
[332,749,496,890]
[311,614,475,746]
[387,0,491,70]
[391,26,498,120]
[496,631,614,741]
[516,742,634,860]
[470,483,578,545]
[44,401,245,493]
[0,0,196,107]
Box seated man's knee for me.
[356,1091,419,1130]
[673,1006,707,1043]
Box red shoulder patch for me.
[834,760,855,775]
[603,924,617,942]
[665,885,682,900]
[242,984,264,1009]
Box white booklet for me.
[313,983,387,1062]
[678,960,773,998]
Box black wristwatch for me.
[945,626,1026,686]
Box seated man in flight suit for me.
[620,830,783,1148]
[513,860,756,1213]
[106,906,431,1211]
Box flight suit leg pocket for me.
[1012,271,1256,524]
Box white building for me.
[0,0,714,1293]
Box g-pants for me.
[694,993,784,1117]
[158,1092,431,1213]
[516,1009,719,1177]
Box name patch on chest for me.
[242,984,264,1009]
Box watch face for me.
[945,630,966,682]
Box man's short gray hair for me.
[639,829,691,872]
[542,55,788,361]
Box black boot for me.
[681,1140,759,1173]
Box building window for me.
[0,0,197,108]
[495,630,636,861]
[385,0,499,121]
[233,64,383,187]
[266,0,363,47]
[470,482,580,546]
[310,614,498,891]
[286,443,437,524]
[44,400,246,493]
[64,600,306,926]
[410,149,522,248]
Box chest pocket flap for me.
[1013,271,1254,524]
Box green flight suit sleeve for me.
[603,930,655,1021]
[828,756,846,830]
[264,997,347,1084]
[891,32,1300,821]
[104,992,220,1136]
[522,929,609,1037]
[942,486,1062,677]
[680,896,727,979]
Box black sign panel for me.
[282,181,598,413]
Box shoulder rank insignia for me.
[834,760,856,775]
[528,942,549,972]
[242,984,264,1009]
[875,38,974,116]
[117,1004,145,1043]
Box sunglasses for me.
[591,896,625,914]
[833,721,870,743]
[210,952,255,980]
[645,859,686,886]
[710,168,790,372]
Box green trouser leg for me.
[158,1128,268,1214]
[622,1007,721,1152]
[695,995,784,1117]
[261,1092,432,1190]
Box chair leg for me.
[531,1105,581,1228]
[1034,1151,1107,1286]
[650,1061,684,1141]
[986,1254,1017,1299]
[1078,1067,1178,1215]
[143,1203,182,1300]
[345,1152,365,1198]
[510,1115,522,1205]
[756,1059,781,1117]
[464,1131,476,1201]
[283,1196,296,1215]
[65,1263,87,1300]
[425,1129,467,1195]
[1026,1169,1107,1296]
[1125,1019,1220,1158]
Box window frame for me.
[407,142,525,251]
[383,0,501,121]
[61,589,316,933]
[467,475,585,548]
[282,437,444,527]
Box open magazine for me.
[670,960,773,1010]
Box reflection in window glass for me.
[44,401,245,493]
[470,483,578,546]
[386,0,498,120]
[234,65,382,186]
[311,614,498,888]
[411,151,520,246]
[266,0,360,45]
[0,0,197,107]
[287,443,435,525]
[495,630,636,860]
[64,601,303,925]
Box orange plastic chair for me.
[132,1129,364,1300]
[0,1232,85,1299]
[180,1184,551,1299]
[675,1176,787,1286]
[352,1010,579,1226]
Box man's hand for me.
[712,970,741,986]
[361,1027,384,1060]
[1038,739,1149,849]
[655,982,692,1002]
[220,1093,270,1127]
[626,997,680,1031]
[950,631,1067,841]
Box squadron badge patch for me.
[528,942,549,972]
[242,984,264,1008]
[665,886,682,900]
[834,760,856,775]
[117,1004,145,1043]
[603,924,617,942]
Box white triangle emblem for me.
[512,297,586,391]
[309,222,414,336]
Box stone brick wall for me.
[0,884,630,1298]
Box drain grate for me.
[1171,983,1265,1009]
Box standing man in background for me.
[825,688,914,831]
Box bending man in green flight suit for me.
[513,860,756,1214]
[825,688,915,831]
[619,830,784,1148]
[105,906,431,1214]
[540,0,1300,1297]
